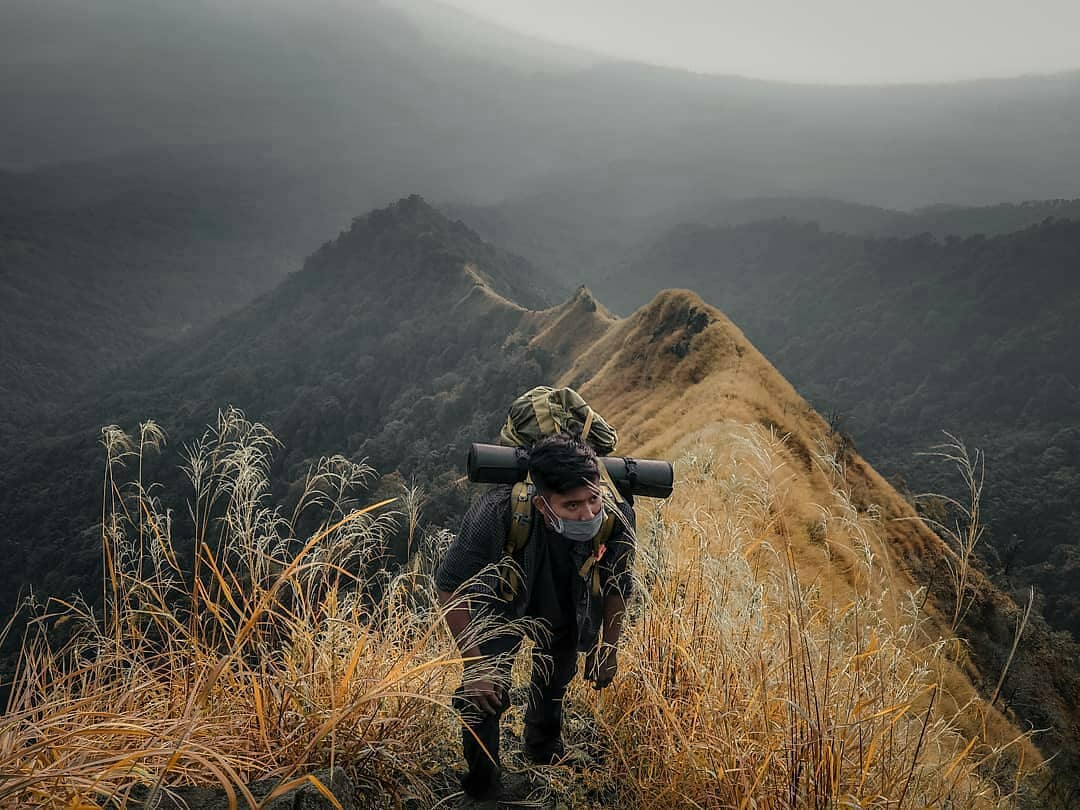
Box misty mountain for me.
[446,194,1080,288]
[5,0,1079,450]
[4,0,1080,211]
[0,196,562,608]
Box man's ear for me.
[532,493,557,528]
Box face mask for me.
[542,497,605,543]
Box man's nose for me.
[581,502,601,520]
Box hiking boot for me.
[455,793,499,810]
[523,739,566,766]
[498,770,549,808]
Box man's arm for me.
[438,587,504,715]
[585,592,625,689]
[602,592,627,647]
[435,492,511,715]
[587,501,636,689]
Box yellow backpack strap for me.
[580,406,595,444]
[578,509,618,597]
[501,476,534,601]
[596,460,625,506]
[531,390,558,434]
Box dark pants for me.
[452,626,578,798]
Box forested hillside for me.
[595,219,1080,634]
[447,194,1080,288]
[0,152,366,439]
[0,196,564,614]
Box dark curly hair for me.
[528,433,599,494]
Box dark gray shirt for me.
[435,485,636,650]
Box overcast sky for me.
[438,0,1080,84]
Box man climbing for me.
[436,432,636,805]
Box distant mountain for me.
[3,0,1080,209]
[883,198,1080,237]
[446,194,1080,291]
[595,218,1080,635]
[0,196,564,604]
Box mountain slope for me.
[0,196,565,608]
[528,287,1078,796]
[592,219,1080,636]
[3,197,1077,799]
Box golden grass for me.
[1,408,466,808]
[545,423,1033,808]
[1,411,1033,807]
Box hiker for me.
[436,432,636,804]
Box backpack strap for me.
[596,460,625,506]
[578,509,618,597]
[580,406,595,444]
[500,476,535,601]
[531,389,559,435]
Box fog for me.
[2,0,1079,210]
[433,0,1080,85]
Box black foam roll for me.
[466,443,673,499]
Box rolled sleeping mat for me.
[466,442,530,486]
[466,443,674,499]
[599,455,674,499]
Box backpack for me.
[497,386,625,601]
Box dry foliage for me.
[1,414,1033,808]
[547,424,1033,808]
[1,408,465,808]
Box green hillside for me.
[0,196,562,616]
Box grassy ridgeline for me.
[0,412,1032,807]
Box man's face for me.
[534,482,602,523]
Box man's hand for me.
[462,677,506,715]
[584,645,618,690]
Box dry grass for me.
[0,408,468,808]
[546,423,1034,808]
[1,413,1034,808]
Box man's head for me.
[528,433,603,526]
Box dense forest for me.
[448,194,1080,288]
[0,196,563,620]
[591,219,1080,633]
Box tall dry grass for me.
[543,423,1034,808]
[0,408,470,808]
[1,413,1033,808]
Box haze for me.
[437,0,1080,84]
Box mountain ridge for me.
[2,196,1077,796]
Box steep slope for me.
[527,288,1078,796]
[594,219,1080,637]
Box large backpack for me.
[497,386,625,601]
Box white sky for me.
[437,0,1080,84]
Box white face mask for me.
[542,497,605,542]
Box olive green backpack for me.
[497,386,625,600]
